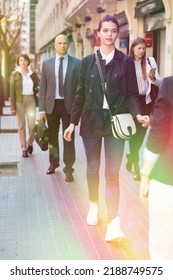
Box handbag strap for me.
[147,57,152,67]
[95,51,113,117]
[95,51,128,117]
[95,52,107,97]
[147,57,158,100]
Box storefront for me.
[135,0,165,77]
[116,11,129,54]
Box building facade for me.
[35,0,173,78]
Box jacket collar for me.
[16,67,33,76]
[114,48,124,60]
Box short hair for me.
[97,15,119,32]
[16,54,31,66]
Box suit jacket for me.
[147,76,173,185]
[39,55,81,114]
[70,49,141,137]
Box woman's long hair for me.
[130,37,147,79]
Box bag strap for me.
[95,51,126,117]
[95,52,107,98]
[147,57,158,100]
[147,57,152,67]
[95,51,113,118]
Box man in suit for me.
[39,34,81,181]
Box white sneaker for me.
[105,217,125,241]
[86,202,99,225]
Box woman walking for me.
[10,54,39,157]
[126,37,161,180]
[64,16,149,241]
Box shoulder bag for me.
[95,52,136,140]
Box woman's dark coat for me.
[70,49,141,137]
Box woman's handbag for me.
[111,113,136,140]
[34,120,49,151]
[95,52,136,140]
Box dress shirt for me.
[100,48,115,109]
[55,54,68,99]
[17,68,34,95]
[134,60,149,95]
[100,48,115,65]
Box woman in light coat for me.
[126,37,162,180]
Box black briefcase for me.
[34,120,49,151]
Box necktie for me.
[59,57,64,97]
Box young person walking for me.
[126,37,161,180]
[64,15,149,241]
[10,54,39,157]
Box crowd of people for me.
[9,14,173,260]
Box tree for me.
[0,0,25,99]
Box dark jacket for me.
[10,71,39,110]
[70,49,141,137]
[147,76,173,185]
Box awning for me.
[135,0,164,18]
[144,12,165,32]
[116,11,128,26]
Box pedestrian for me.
[126,37,162,180]
[64,15,149,241]
[10,54,39,158]
[140,76,173,259]
[39,34,81,182]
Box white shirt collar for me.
[99,48,115,64]
[56,54,68,60]
[16,67,33,76]
[134,59,142,65]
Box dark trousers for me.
[129,120,148,164]
[128,95,153,164]
[83,135,124,221]
[46,100,75,174]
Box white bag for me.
[95,52,136,140]
[111,113,136,140]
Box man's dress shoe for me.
[46,164,58,175]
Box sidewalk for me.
[0,105,149,260]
